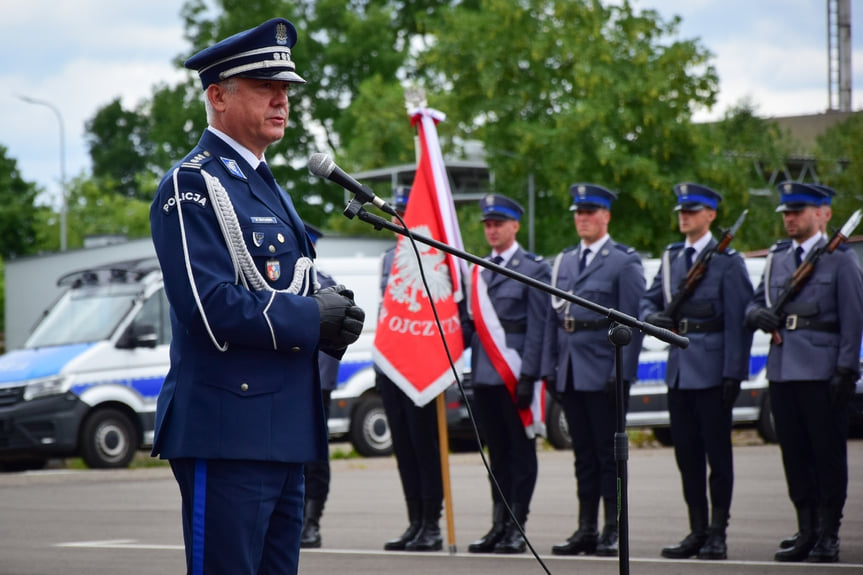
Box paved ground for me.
[0,437,861,574]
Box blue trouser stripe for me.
[192,459,207,575]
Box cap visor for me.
[674,203,706,212]
[481,213,515,222]
[238,70,306,84]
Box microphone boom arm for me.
[351,205,689,349]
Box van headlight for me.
[23,377,66,401]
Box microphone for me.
[308,153,398,216]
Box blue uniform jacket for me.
[542,240,645,391]
[466,247,551,385]
[640,239,753,389]
[747,239,863,382]
[149,130,327,463]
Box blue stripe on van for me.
[70,375,165,399]
[336,359,374,389]
[635,353,769,386]
[0,344,95,384]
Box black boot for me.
[405,500,443,552]
[595,498,619,557]
[779,505,817,549]
[807,507,841,563]
[697,507,729,560]
[774,507,817,562]
[551,500,599,556]
[300,498,324,549]
[494,503,528,554]
[468,503,507,553]
[384,499,422,551]
[661,505,708,559]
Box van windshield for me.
[25,284,139,348]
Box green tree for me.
[815,113,863,234]
[0,145,41,258]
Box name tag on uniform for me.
[251,216,278,224]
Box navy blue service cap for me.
[480,194,524,222]
[810,183,836,205]
[393,186,411,213]
[185,18,305,89]
[569,183,618,210]
[674,182,722,212]
[303,221,324,244]
[775,182,828,213]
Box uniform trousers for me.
[170,458,305,575]
[376,373,443,504]
[667,386,734,512]
[304,389,332,501]
[769,380,849,511]
[560,388,618,503]
[471,384,538,507]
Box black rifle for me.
[769,208,862,344]
[665,209,748,322]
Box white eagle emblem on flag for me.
[388,225,453,313]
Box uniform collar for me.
[580,234,610,254]
[792,231,824,257]
[685,232,713,259]
[207,126,265,171]
[491,242,520,267]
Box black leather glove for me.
[829,368,857,409]
[721,378,741,410]
[644,312,674,330]
[515,376,535,409]
[313,284,366,350]
[745,307,781,333]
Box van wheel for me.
[757,392,778,443]
[80,408,137,469]
[546,398,572,450]
[350,395,392,457]
[652,427,674,446]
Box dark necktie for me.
[684,246,695,271]
[795,246,804,268]
[256,162,308,255]
[491,255,504,265]
[579,248,591,273]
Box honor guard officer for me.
[464,194,551,554]
[745,182,863,563]
[375,186,446,553]
[640,183,753,561]
[300,222,340,549]
[543,184,645,557]
[150,18,364,575]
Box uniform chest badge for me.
[252,232,265,247]
[221,157,246,179]
[267,258,281,281]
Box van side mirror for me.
[117,322,158,349]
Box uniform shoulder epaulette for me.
[665,241,685,253]
[770,239,791,253]
[717,247,737,256]
[613,242,636,254]
[834,243,851,252]
[179,150,214,171]
[561,245,577,255]
[525,252,544,262]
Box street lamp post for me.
[17,95,67,251]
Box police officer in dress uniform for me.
[543,184,645,557]
[464,194,551,554]
[149,19,364,575]
[640,184,753,561]
[300,222,340,549]
[745,182,863,563]
[375,186,445,553]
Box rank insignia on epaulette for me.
[221,157,246,179]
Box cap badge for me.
[679,184,688,193]
[485,196,494,207]
[783,183,792,192]
[276,23,288,45]
[578,185,586,196]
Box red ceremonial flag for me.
[372,108,467,407]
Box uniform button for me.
[277,233,285,243]
[240,383,249,392]
[291,346,301,352]
[268,245,276,253]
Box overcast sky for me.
[1,1,860,209]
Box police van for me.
[0,254,385,470]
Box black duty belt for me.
[784,315,839,333]
[677,317,724,334]
[559,318,607,333]
[499,319,527,334]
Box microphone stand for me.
[348,200,688,575]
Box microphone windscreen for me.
[308,153,335,177]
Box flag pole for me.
[405,84,458,554]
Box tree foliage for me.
[0,145,41,258]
